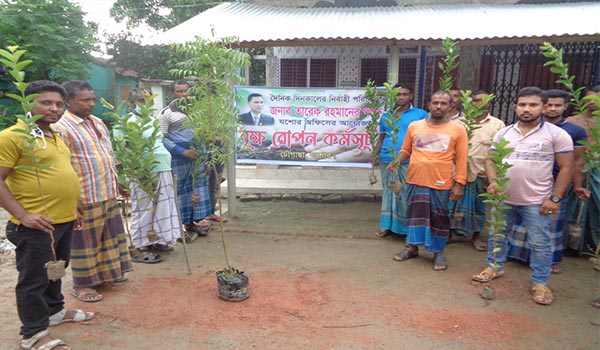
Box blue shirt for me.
[552,119,587,179]
[378,105,428,164]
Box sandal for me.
[551,265,562,274]
[392,248,418,262]
[178,231,199,243]
[472,237,487,251]
[131,251,164,264]
[185,221,210,236]
[432,255,448,271]
[592,298,600,308]
[49,309,94,326]
[20,330,70,350]
[472,267,505,283]
[70,288,103,303]
[113,274,128,283]
[150,243,174,252]
[532,284,554,305]
[375,229,390,238]
[206,214,229,223]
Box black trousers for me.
[6,220,74,337]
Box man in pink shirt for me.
[388,91,468,271]
[472,87,574,305]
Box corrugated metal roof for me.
[147,2,600,46]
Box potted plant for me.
[170,36,251,301]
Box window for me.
[280,59,307,87]
[309,59,337,87]
[360,58,388,86]
[397,57,417,87]
[249,48,266,86]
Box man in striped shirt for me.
[54,81,133,303]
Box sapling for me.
[0,46,64,280]
[578,95,600,263]
[540,41,598,245]
[103,92,161,253]
[540,42,587,114]
[363,78,403,191]
[170,36,251,293]
[364,79,381,186]
[479,139,514,298]
[380,81,405,194]
[439,38,460,92]
[451,90,495,223]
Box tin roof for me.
[149,2,600,46]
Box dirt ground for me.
[1,200,599,350]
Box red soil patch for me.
[67,269,558,349]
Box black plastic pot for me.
[216,269,250,302]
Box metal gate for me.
[480,41,600,124]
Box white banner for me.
[235,86,383,168]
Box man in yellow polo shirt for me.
[0,81,92,350]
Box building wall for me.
[267,40,599,122]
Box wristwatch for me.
[550,195,562,203]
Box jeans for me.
[6,221,74,337]
[486,204,552,285]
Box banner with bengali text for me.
[235,86,384,168]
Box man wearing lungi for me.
[158,80,212,241]
[388,90,468,271]
[449,90,505,251]
[473,87,573,305]
[507,89,587,274]
[0,81,93,349]
[55,81,133,302]
[566,85,599,257]
[373,83,427,238]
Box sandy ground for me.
[0,200,599,350]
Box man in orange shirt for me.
[388,91,468,270]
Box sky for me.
[70,0,161,56]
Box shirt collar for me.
[514,118,545,135]
[15,118,59,134]
[63,109,89,125]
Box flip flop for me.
[206,214,229,223]
[20,330,71,350]
[432,255,448,271]
[375,229,389,238]
[132,251,164,264]
[472,238,487,251]
[150,243,174,252]
[178,231,200,243]
[392,248,418,262]
[70,288,103,303]
[49,309,94,326]
[185,221,210,236]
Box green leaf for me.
[14,165,36,171]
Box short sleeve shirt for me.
[378,106,428,164]
[553,119,587,179]
[492,120,573,205]
[0,120,80,224]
